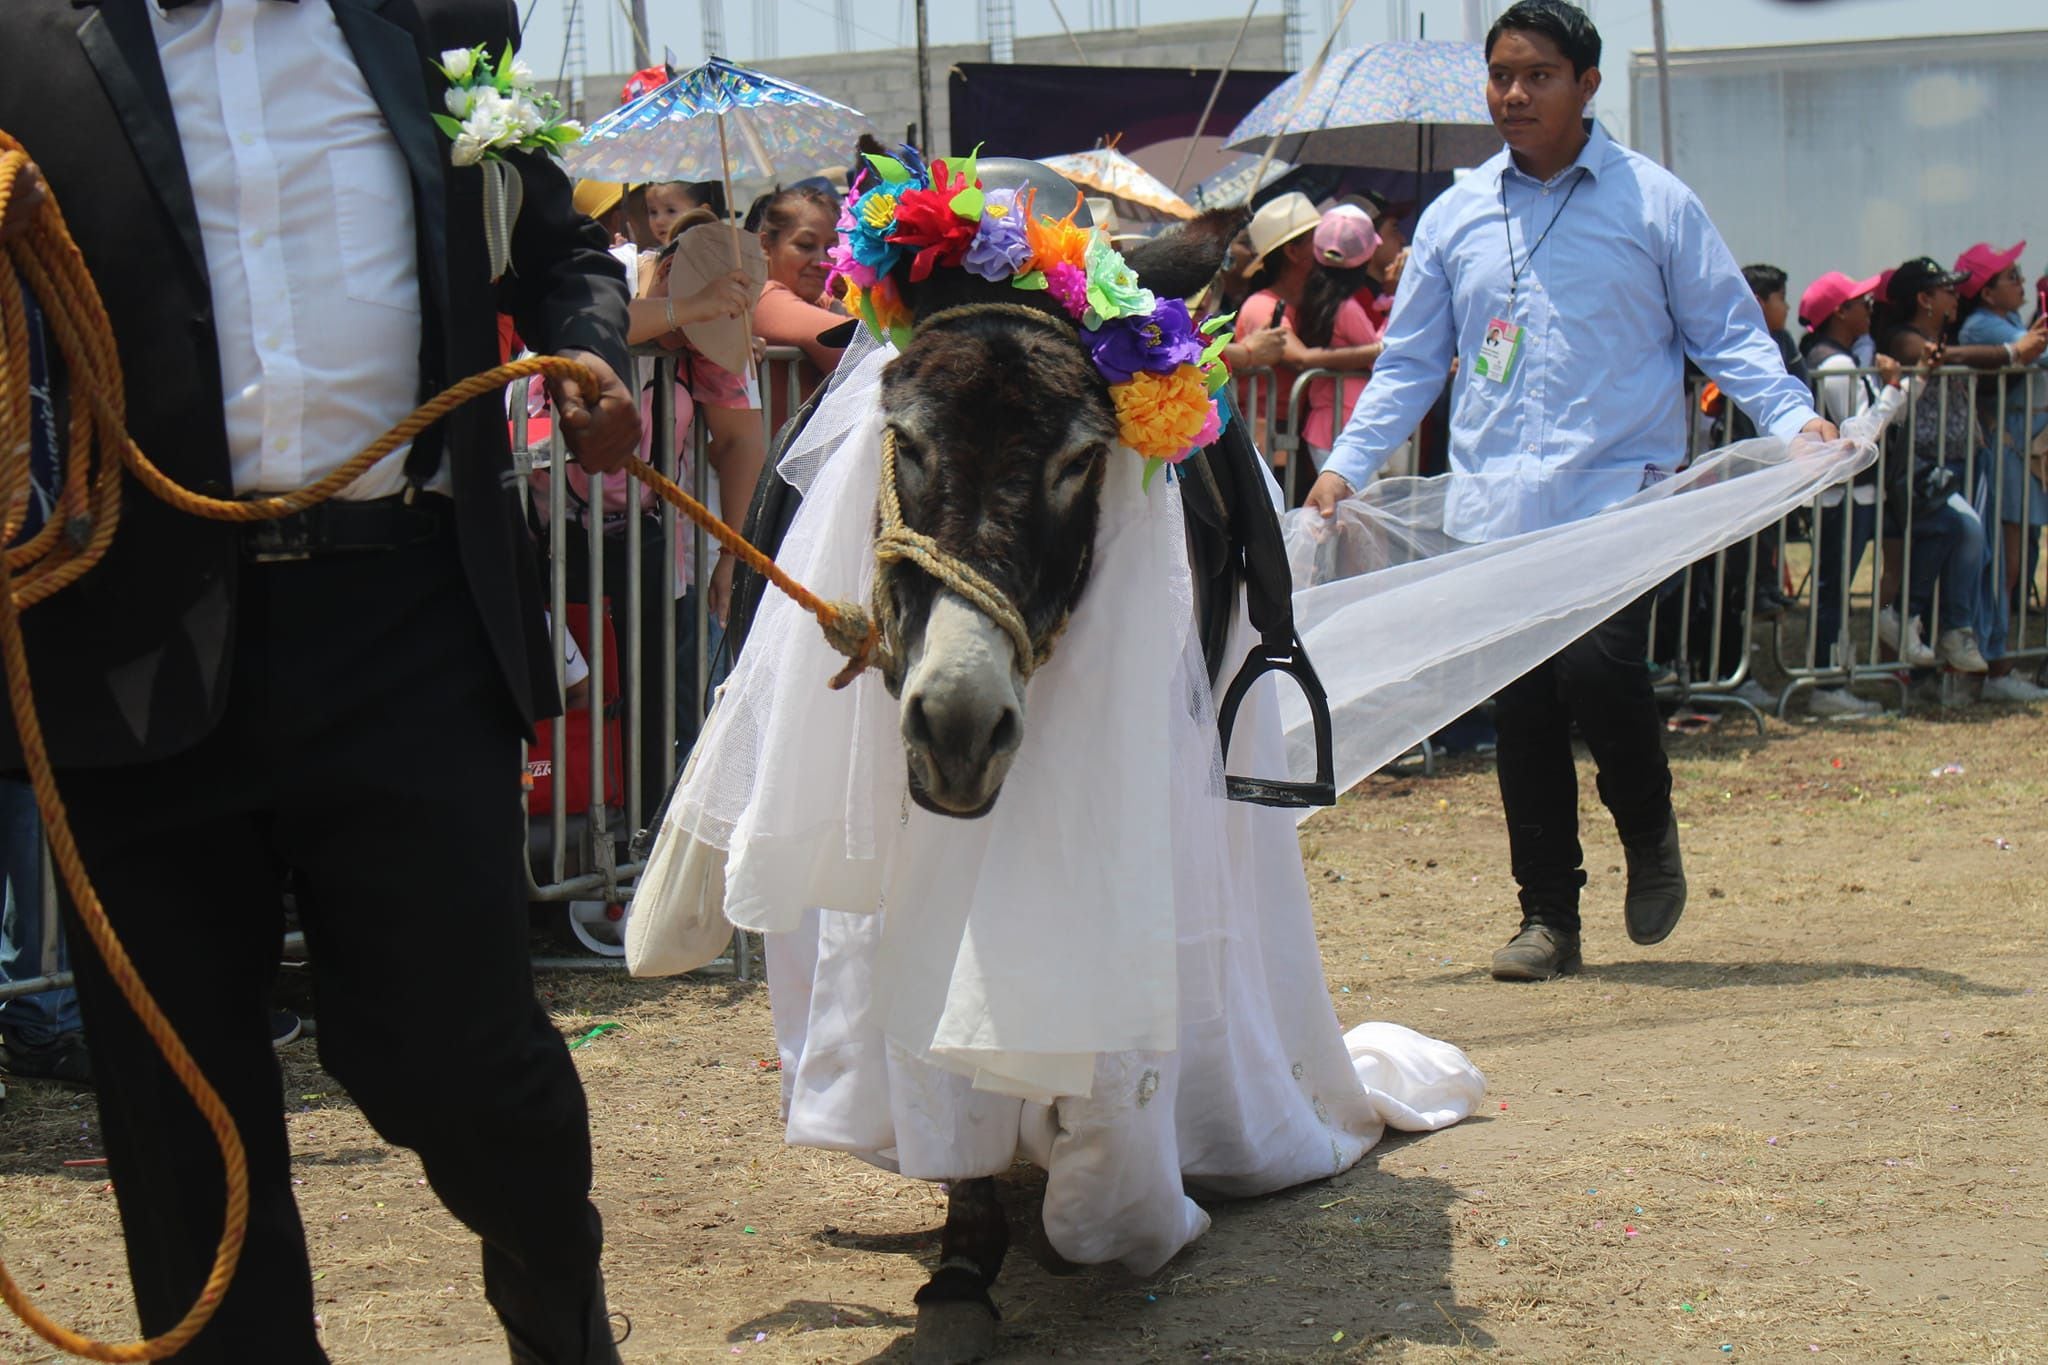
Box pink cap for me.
[1798,270,1884,329]
[1312,204,1380,270]
[1953,240,2026,299]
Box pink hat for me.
[1798,270,1883,329]
[1312,204,1380,270]
[1954,240,2026,299]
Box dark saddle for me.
[725,390,1335,808]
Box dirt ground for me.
[1,702,2043,1364]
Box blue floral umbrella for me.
[565,56,876,189]
[1224,40,1497,173]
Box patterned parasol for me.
[565,56,876,186]
[1040,147,1198,223]
[1224,40,1498,172]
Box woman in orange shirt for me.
[750,184,848,433]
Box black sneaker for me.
[1490,924,1583,982]
[271,1009,303,1051]
[0,1029,93,1085]
[1623,814,1687,945]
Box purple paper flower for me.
[1086,299,1203,384]
[962,189,1032,282]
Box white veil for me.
[630,328,1227,1103]
[1274,390,1900,814]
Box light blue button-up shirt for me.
[1325,122,1819,541]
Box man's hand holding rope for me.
[548,348,638,473]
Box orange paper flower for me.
[1023,187,1094,278]
[1112,364,1212,461]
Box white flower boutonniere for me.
[432,43,583,280]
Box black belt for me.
[240,491,453,562]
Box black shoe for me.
[271,1008,303,1051]
[0,1029,93,1085]
[1490,923,1582,981]
[1623,814,1687,945]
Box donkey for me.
[864,175,1241,1361]
[876,179,1244,819]
[722,168,1286,1363]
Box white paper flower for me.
[444,86,475,118]
[506,93,546,140]
[439,47,477,81]
[508,58,536,90]
[450,131,490,167]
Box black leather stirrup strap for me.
[1202,417,1337,809]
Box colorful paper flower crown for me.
[826,145,1233,485]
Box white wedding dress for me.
[626,333,1486,1273]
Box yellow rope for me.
[1,131,1065,1357]
[0,132,875,1361]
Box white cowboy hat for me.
[1247,191,1321,267]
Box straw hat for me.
[1247,192,1320,266]
[666,223,767,374]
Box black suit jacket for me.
[0,0,631,769]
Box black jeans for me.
[1492,593,1672,933]
[55,530,607,1363]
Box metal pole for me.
[915,0,934,150]
[1650,0,1674,170]
[1171,0,1262,195]
[630,0,651,66]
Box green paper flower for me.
[1081,232,1155,329]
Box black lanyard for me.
[1498,166,1586,318]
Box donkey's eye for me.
[893,430,926,469]
[1055,444,1106,484]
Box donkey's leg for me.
[910,1177,1008,1365]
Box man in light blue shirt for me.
[1306,0,1835,983]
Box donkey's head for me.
[870,164,1242,816]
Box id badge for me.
[1474,317,1524,384]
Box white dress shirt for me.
[151,0,444,499]
[1325,123,1819,541]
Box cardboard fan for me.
[667,222,767,374]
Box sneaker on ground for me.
[272,1008,304,1050]
[1808,686,1882,717]
[1936,628,1990,674]
[1878,605,1937,667]
[1981,672,2048,703]
[1730,678,1776,709]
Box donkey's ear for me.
[1121,208,1249,303]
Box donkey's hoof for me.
[910,1299,998,1365]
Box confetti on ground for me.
[567,1022,624,1050]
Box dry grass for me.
[1,705,2044,1362]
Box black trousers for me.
[55,528,605,1362]
[1492,592,1672,933]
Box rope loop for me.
[0,129,878,1361]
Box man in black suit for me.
[2,1,638,1360]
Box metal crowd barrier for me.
[0,840,68,1004]
[1668,364,2045,722]
[511,344,813,980]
